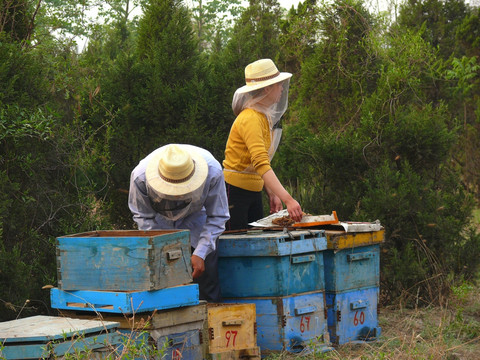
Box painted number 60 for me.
[353,311,365,326]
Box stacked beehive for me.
[217,229,332,356]
[51,229,260,359]
[51,229,205,359]
[323,228,385,345]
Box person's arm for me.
[262,169,303,222]
[238,111,302,220]
[264,184,283,214]
[190,255,205,279]
[191,167,230,278]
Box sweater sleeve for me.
[237,110,272,176]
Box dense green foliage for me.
[1,0,479,320]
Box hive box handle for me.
[350,299,369,310]
[222,319,244,326]
[347,252,374,262]
[294,305,317,315]
[291,254,315,264]
[167,249,182,260]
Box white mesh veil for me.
[231,78,290,161]
[146,179,206,221]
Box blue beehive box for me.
[0,315,121,359]
[56,230,192,291]
[218,230,327,297]
[156,328,208,360]
[224,291,330,355]
[150,301,208,360]
[326,287,381,345]
[50,284,199,314]
[323,244,380,293]
[114,330,153,360]
[59,302,208,359]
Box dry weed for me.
[266,288,480,360]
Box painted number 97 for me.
[225,330,238,347]
[300,316,311,333]
[353,311,365,326]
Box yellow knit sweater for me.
[223,108,272,192]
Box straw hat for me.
[146,144,208,197]
[235,59,292,94]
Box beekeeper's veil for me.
[231,58,291,159]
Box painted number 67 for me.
[300,316,311,333]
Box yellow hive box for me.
[324,229,385,250]
[207,303,257,355]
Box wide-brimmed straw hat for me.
[146,144,208,197]
[235,58,292,94]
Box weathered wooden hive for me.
[218,229,332,355]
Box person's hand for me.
[191,254,205,279]
[269,193,283,214]
[285,198,303,223]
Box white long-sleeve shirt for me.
[128,145,230,260]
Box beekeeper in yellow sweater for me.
[223,58,303,230]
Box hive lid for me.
[248,209,339,228]
[339,220,383,232]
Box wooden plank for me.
[0,316,119,343]
[150,320,206,338]
[57,310,154,330]
[0,343,50,359]
[61,229,181,238]
[50,284,199,314]
[59,302,208,331]
[324,230,385,250]
[151,301,207,328]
